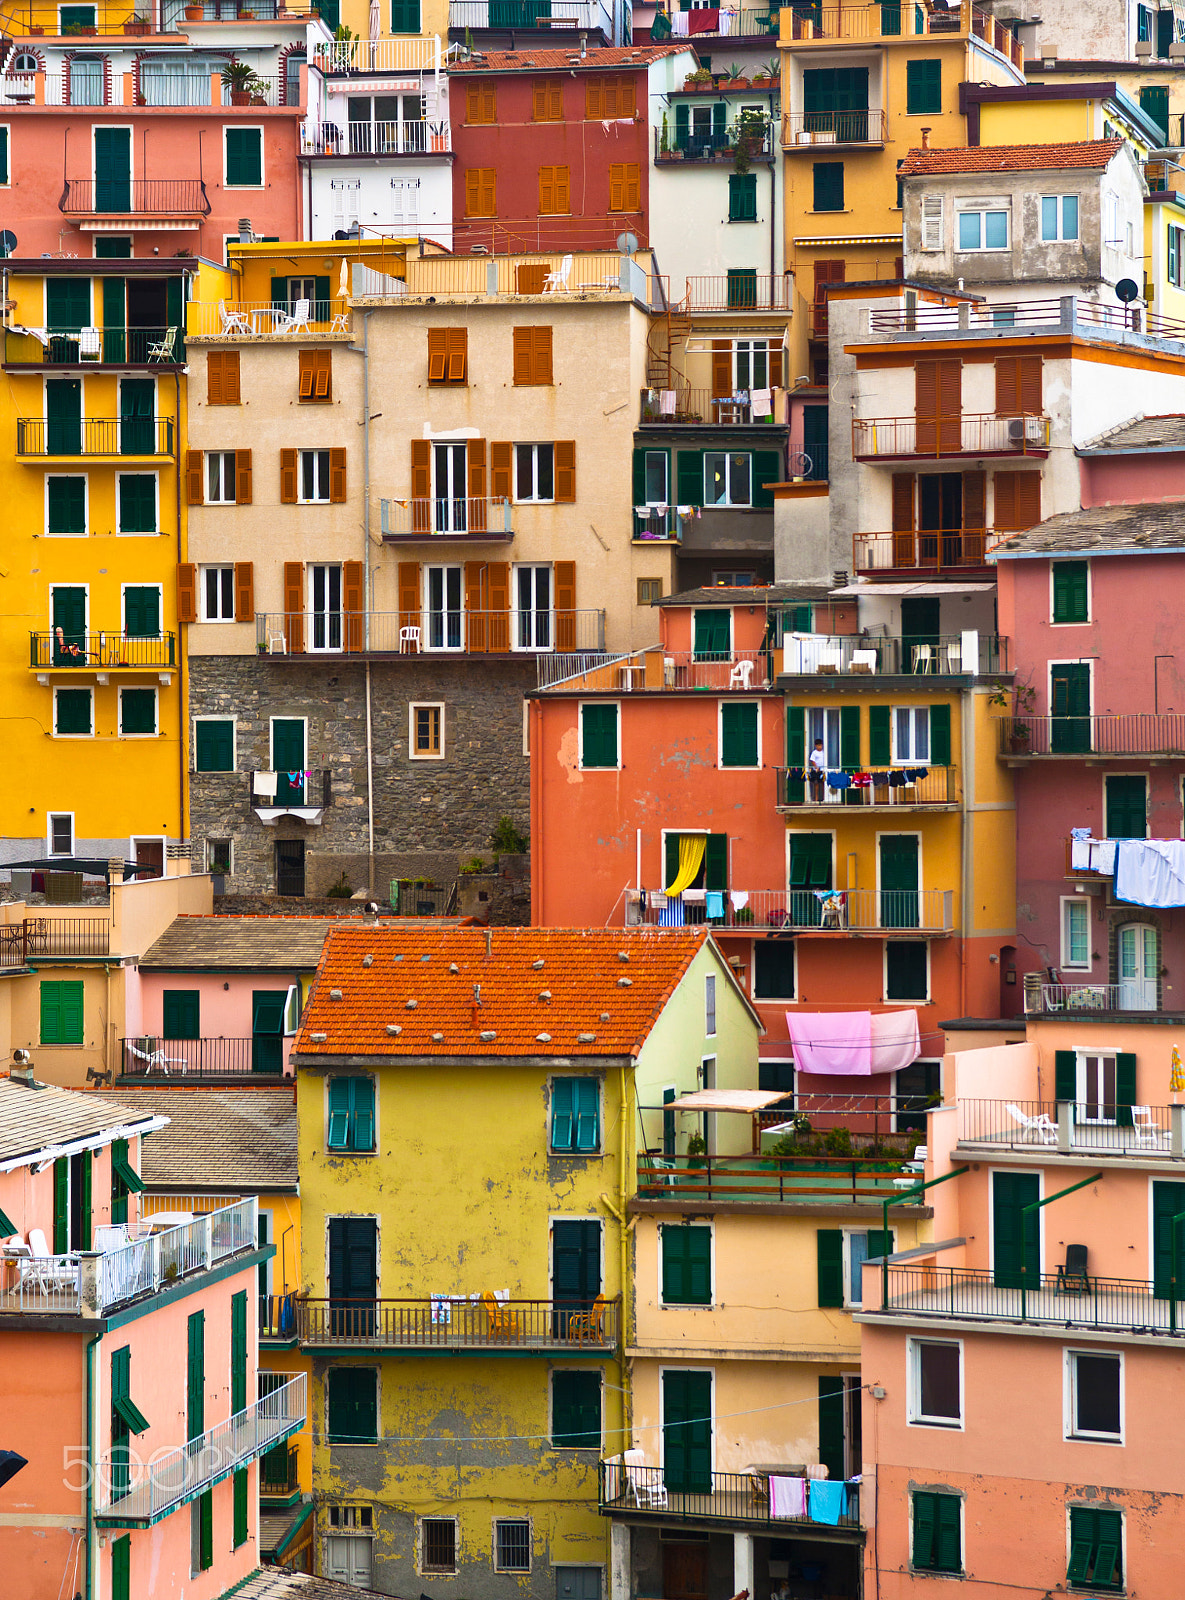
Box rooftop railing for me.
[297,1295,619,1350]
[59,179,210,218]
[186,300,346,339]
[5,327,182,367]
[30,631,177,670]
[957,1098,1185,1156]
[635,886,955,933]
[779,630,1007,676]
[866,294,1185,346]
[637,1151,926,1204]
[853,413,1050,459]
[0,916,111,967]
[682,273,792,312]
[447,0,614,30]
[664,7,784,36]
[853,528,991,572]
[1021,981,1129,1014]
[775,765,959,809]
[17,417,174,457]
[255,608,606,656]
[301,118,449,156]
[312,35,442,72]
[876,1262,1185,1336]
[119,1036,286,1079]
[600,1459,861,1529]
[781,0,1023,65]
[639,387,783,425]
[1000,714,1185,758]
[782,108,887,145]
[353,252,657,305]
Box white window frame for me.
[45,473,89,538]
[201,564,236,622]
[514,442,556,504]
[205,450,237,505]
[298,448,331,504]
[1049,559,1091,626]
[205,837,233,876]
[703,450,753,508]
[1040,193,1079,242]
[52,684,93,740]
[907,1334,964,1429]
[118,684,158,739]
[1064,1348,1123,1444]
[492,1517,533,1574]
[1170,222,1185,288]
[705,972,716,1035]
[418,1515,459,1576]
[193,714,237,774]
[890,704,930,765]
[640,448,669,506]
[843,1226,894,1308]
[578,700,621,771]
[47,812,75,856]
[549,1367,605,1451]
[408,702,445,760]
[115,469,159,535]
[718,698,761,770]
[955,202,1010,252]
[1064,1504,1125,1591]
[513,563,554,652]
[1061,895,1091,970]
[658,1219,715,1308]
[883,938,931,1002]
[120,581,162,638]
[1073,1048,1120,1126]
[223,123,264,189]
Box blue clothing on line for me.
[705,891,725,919]
[809,1480,845,1525]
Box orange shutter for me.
[585,78,603,118]
[891,472,915,566]
[235,448,252,505]
[609,163,624,212]
[343,559,364,652]
[994,472,1016,530]
[280,449,298,505]
[398,561,421,632]
[554,441,575,503]
[465,561,487,652]
[283,561,304,654]
[329,447,347,504]
[916,359,962,454]
[995,470,1040,532]
[447,327,468,383]
[539,166,554,214]
[534,326,553,384]
[1018,355,1042,414]
[186,449,203,504]
[464,169,481,216]
[411,438,432,533]
[469,439,487,533]
[554,559,576,650]
[711,339,732,399]
[994,356,1019,416]
[516,263,547,295]
[466,83,496,122]
[234,561,254,623]
[962,470,986,564]
[623,163,640,210]
[555,166,570,212]
[769,342,783,387]
[427,328,447,383]
[618,77,636,116]
[487,561,510,653]
[812,259,845,337]
[207,351,223,406]
[490,441,513,501]
[512,327,534,385]
[177,562,197,624]
[222,349,241,404]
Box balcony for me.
[776,765,959,809]
[662,7,786,37]
[0,916,111,968]
[380,495,514,540]
[781,0,1024,69]
[249,770,332,824]
[1021,981,1138,1016]
[633,506,685,542]
[852,413,1050,461]
[872,1262,1185,1339]
[254,609,607,656]
[17,417,174,458]
[5,326,184,368]
[957,1098,1185,1158]
[853,529,991,575]
[866,295,1185,346]
[259,1291,300,1345]
[682,274,792,312]
[778,630,1007,677]
[600,1460,861,1532]
[30,632,177,671]
[94,1372,306,1527]
[301,118,451,156]
[59,179,210,222]
[636,1151,925,1204]
[654,123,776,164]
[634,887,955,934]
[782,109,887,148]
[312,36,443,72]
[639,388,784,426]
[186,300,348,339]
[260,1442,300,1499]
[352,251,658,308]
[447,0,614,32]
[1001,714,1185,759]
[162,0,324,20]
[296,1295,619,1351]
[118,1037,287,1080]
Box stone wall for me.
[188,655,533,896]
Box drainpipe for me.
[618,1060,632,1447]
[175,365,186,857]
[959,685,973,1017]
[347,308,375,894]
[84,1330,102,1600]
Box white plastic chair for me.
[1132,1105,1161,1146]
[266,628,287,655]
[729,659,755,689]
[400,626,421,654]
[623,1448,668,1508]
[850,649,877,674]
[1006,1103,1057,1145]
[912,643,935,673]
[147,326,176,363]
[273,298,312,334]
[78,326,101,360]
[543,254,573,292]
[218,300,252,336]
[27,1228,78,1293]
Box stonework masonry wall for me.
[188,656,534,895]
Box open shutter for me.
[343,560,364,653]
[398,562,420,632]
[534,326,553,384]
[490,442,512,501]
[574,1078,599,1151]
[427,327,447,382]
[513,327,534,385]
[785,704,805,802]
[817,1377,845,1480]
[929,703,951,766]
[1054,1049,1076,1102]
[555,560,576,651]
[411,438,431,532]
[465,562,487,652]
[235,448,253,504]
[177,563,197,624]
[186,449,203,504]
[869,704,891,766]
[840,704,861,768]
[1116,1052,1137,1127]
[279,449,298,505]
[234,562,254,623]
[817,1229,844,1306]
[283,561,304,654]
[53,1156,68,1252]
[487,561,510,652]
[891,472,915,565]
[329,448,347,504]
[207,351,223,406]
[705,833,728,891]
[676,449,704,507]
[711,339,731,399]
[551,1077,574,1148]
[468,439,487,533]
[555,441,576,503]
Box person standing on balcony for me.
[809,738,827,794]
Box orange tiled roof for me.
[450,44,691,73]
[899,139,1124,177]
[295,926,710,1058]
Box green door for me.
[102,277,125,364]
[52,586,86,661]
[802,65,869,136]
[880,834,919,928]
[901,596,941,675]
[230,1290,247,1414]
[1051,663,1091,753]
[272,719,306,806]
[1152,1181,1185,1299]
[802,404,828,481]
[662,1369,712,1493]
[46,378,81,456]
[47,276,89,361]
[94,127,131,212]
[789,833,832,925]
[120,379,154,455]
[187,1309,205,1442]
[992,1170,1039,1290]
[1105,775,1147,839]
[252,989,286,1074]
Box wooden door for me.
[992,1170,1039,1289]
[879,834,919,928]
[1050,664,1091,753]
[46,378,81,456]
[662,1544,708,1600]
[94,127,131,212]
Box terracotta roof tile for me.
[899,139,1124,177]
[295,927,710,1058]
[451,44,690,72]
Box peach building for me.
[857,1017,1185,1598]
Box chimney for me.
[10,1049,35,1087]
[238,218,253,243]
[920,126,931,149]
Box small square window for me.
[49,814,74,855]
[54,687,92,737]
[494,1519,531,1573]
[551,1077,600,1152]
[421,1518,457,1574]
[327,1076,377,1153]
[326,1368,378,1442]
[580,703,619,769]
[728,172,757,222]
[909,1338,962,1427]
[410,703,443,759]
[225,126,263,187]
[1068,1351,1121,1440]
[207,838,232,875]
[194,718,234,773]
[299,348,332,401]
[1052,560,1089,624]
[637,579,662,606]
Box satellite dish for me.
[0,231,17,258]
[616,230,640,255]
[1115,278,1140,303]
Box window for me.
[728,173,757,221]
[580,703,619,769]
[71,56,103,105]
[533,78,564,120]
[705,973,716,1035]
[327,1076,376,1152]
[957,205,1009,251]
[119,687,157,736]
[118,473,157,533]
[720,702,759,768]
[299,450,331,503]
[727,267,758,309]
[427,327,467,385]
[586,75,635,118]
[207,350,240,405]
[326,1367,378,1441]
[661,1222,712,1305]
[905,58,941,114]
[912,1491,961,1573]
[225,126,262,186]
[194,718,234,773]
[1052,559,1089,623]
[513,326,553,386]
[1062,897,1090,968]
[1068,1351,1122,1441]
[516,443,555,501]
[420,1518,457,1574]
[920,192,944,249]
[1068,1507,1122,1590]
[759,1057,794,1093]
[465,82,496,123]
[538,165,570,214]
[552,1370,602,1447]
[638,448,669,505]
[1105,774,1146,839]
[754,940,795,999]
[551,1077,600,1152]
[409,703,444,759]
[704,451,752,507]
[54,687,92,737]
[207,839,232,875]
[1041,194,1079,241]
[163,989,199,1039]
[637,578,662,605]
[494,1520,531,1573]
[41,979,84,1044]
[886,941,928,1000]
[813,161,844,212]
[608,162,641,212]
[205,451,237,505]
[0,125,9,187]
[390,0,420,29]
[49,814,74,856]
[191,1491,213,1575]
[48,475,86,535]
[202,565,235,620]
[909,1338,962,1426]
[892,705,930,763]
[1170,223,1184,287]
[464,167,496,216]
[299,348,332,401]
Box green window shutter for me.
[553,1369,601,1447]
[328,1367,377,1441]
[187,1310,205,1441]
[694,609,731,660]
[574,1078,599,1151]
[929,703,951,766]
[327,1077,351,1149]
[352,1075,376,1150]
[53,1157,68,1252]
[817,1376,845,1480]
[118,474,156,533]
[581,704,618,768]
[1105,775,1146,839]
[721,702,758,767]
[840,704,861,768]
[727,267,757,309]
[226,128,262,186]
[785,705,805,801]
[195,719,233,772]
[47,277,90,331]
[233,1468,249,1548]
[728,173,757,221]
[198,1488,213,1570]
[551,1077,575,1149]
[61,980,83,1043]
[676,448,704,507]
[664,834,680,888]
[391,0,421,27]
[1141,82,1169,138]
[1115,1053,1137,1127]
[231,1290,248,1414]
[111,1535,130,1600]
[869,704,891,765]
[0,126,9,187]
[751,449,782,508]
[162,989,199,1040]
[0,1206,16,1237]
[663,1224,711,1304]
[123,585,160,638]
[1052,560,1088,623]
[111,1136,129,1225]
[816,1228,844,1306]
[1055,1049,1076,1102]
[79,1148,92,1250]
[56,689,92,736]
[935,1494,962,1571]
[632,448,646,503]
[913,1491,937,1568]
[813,161,844,212]
[48,476,86,535]
[705,833,728,891]
[120,688,156,734]
[1067,1507,1094,1582]
[866,1227,892,1262]
[906,58,941,114]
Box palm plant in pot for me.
[221,59,261,105]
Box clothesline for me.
[1070,831,1185,908]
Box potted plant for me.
[126,10,151,32]
[691,66,712,90]
[683,71,699,89]
[660,111,669,154]
[428,120,447,151]
[685,1132,708,1184]
[725,61,750,88]
[184,2,203,16]
[221,59,260,104]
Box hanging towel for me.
[730,890,749,911]
[1090,839,1116,874]
[1070,826,1092,840]
[769,1475,807,1518]
[750,386,772,417]
[717,6,733,31]
[658,895,686,926]
[254,771,278,800]
[659,389,677,415]
[809,1480,845,1525]
[430,1295,452,1325]
[1115,839,1185,908]
[785,1010,872,1075]
[870,1009,922,1074]
[687,6,719,30]
[671,7,688,31]
[705,890,725,919]
[1070,837,1092,871]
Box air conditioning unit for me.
[1007,416,1046,447]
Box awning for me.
[667,1090,792,1112]
[829,582,996,597]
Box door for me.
[251,990,285,1074]
[94,127,131,212]
[275,839,305,897]
[120,378,154,455]
[310,565,343,652]
[272,719,306,806]
[992,1170,1039,1289]
[880,834,920,929]
[515,565,552,650]
[1118,924,1157,1010]
[328,1216,377,1335]
[662,1369,712,1492]
[901,595,941,673]
[789,833,832,925]
[69,1148,91,1251]
[52,586,86,661]
[552,1219,600,1336]
[818,1372,862,1481]
[1152,1180,1185,1300]
[1051,663,1091,753]
[425,566,463,650]
[46,378,81,456]
[131,839,163,879]
[662,1545,708,1600]
[434,442,467,532]
[802,403,828,481]
[1076,1052,1116,1124]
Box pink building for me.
[859,1017,1185,1598]
[0,1068,304,1600]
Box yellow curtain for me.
[664,834,706,897]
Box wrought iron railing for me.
[782,108,887,144]
[254,609,606,655]
[1001,714,1185,757]
[639,388,782,425]
[636,886,955,933]
[259,1292,300,1340]
[380,495,514,538]
[30,631,177,669]
[599,1460,862,1528]
[59,178,210,216]
[1022,981,1127,1013]
[5,327,182,366]
[297,1295,619,1349]
[682,274,792,311]
[853,413,1050,458]
[249,771,333,810]
[0,916,111,966]
[853,529,991,572]
[878,1262,1185,1334]
[260,1441,300,1497]
[17,416,174,456]
[654,124,776,162]
[119,1037,286,1078]
[775,765,959,808]
[637,1151,925,1203]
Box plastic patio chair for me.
[1006,1103,1057,1145]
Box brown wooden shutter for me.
[891,472,915,566]
[446,328,468,382]
[996,354,1042,416]
[769,342,783,387]
[962,470,986,564]
[343,559,364,652]
[534,326,553,384]
[186,449,203,505]
[711,339,732,399]
[411,438,431,532]
[585,78,603,118]
[464,169,480,215]
[554,441,575,503]
[555,166,570,213]
[487,560,510,653]
[465,561,487,652]
[177,562,197,623]
[207,351,223,406]
[812,260,845,337]
[994,356,1019,416]
[516,263,547,295]
[234,561,254,622]
[994,471,1016,531]
[469,439,487,533]
[427,327,447,383]
[490,442,512,501]
[398,561,421,632]
[916,358,961,454]
[539,166,554,214]
[280,449,298,505]
[222,349,241,405]
[512,327,533,385]
[624,163,640,210]
[235,448,252,505]
[554,559,576,650]
[609,163,624,212]
[995,470,1040,532]
[329,447,347,504]
[1018,355,1042,414]
[283,561,304,654]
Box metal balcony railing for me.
[779,630,1007,676]
[94,1372,306,1526]
[639,388,783,425]
[302,119,450,156]
[260,1441,300,1497]
[17,417,174,456]
[250,770,333,810]
[775,765,959,808]
[957,1098,1185,1157]
[119,1037,286,1079]
[380,495,514,538]
[636,1151,924,1204]
[1002,714,1185,757]
[654,124,776,163]
[312,36,442,72]
[600,1459,861,1529]
[854,529,991,573]
[782,108,887,145]
[853,413,1051,459]
[447,0,614,29]
[259,1291,300,1340]
[782,0,1022,66]
[59,179,210,217]
[877,1263,1185,1336]
[636,887,955,933]
[1022,981,1128,1014]
[186,300,345,339]
[5,327,182,366]
[682,274,792,311]
[254,609,607,655]
[0,916,111,967]
[30,631,177,670]
[633,507,683,541]
[297,1295,619,1350]
[752,1089,934,1138]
